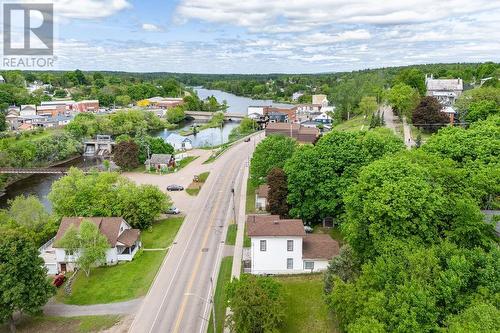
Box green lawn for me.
[246,179,257,214]
[198,171,210,182]
[0,315,121,333]
[333,115,369,132]
[186,188,200,196]
[207,257,234,333]
[57,217,184,305]
[177,156,198,169]
[225,224,237,245]
[141,217,184,249]
[275,274,338,333]
[243,224,251,248]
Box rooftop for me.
[302,234,339,260]
[256,184,270,198]
[247,215,306,237]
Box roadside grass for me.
[333,115,369,132]
[141,217,184,249]
[410,125,433,142]
[313,225,344,246]
[186,171,210,196]
[186,187,200,196]
[207,256,233,333]
[243,224,251,248]
[176,156,198,170]
[274,274,338,333]
[225,224,237,245]
[57,217,184,305]
[0,315,121,333]
[246,178,256,214]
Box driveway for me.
[123,149,213,212]
[43,298,142,317]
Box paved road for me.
[129,134,261,333]
[382,105,414,149]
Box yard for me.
[0,315,121,333]
[274,274,338,333]
[207,256,234,333]
[56,217,184,305]
[313,225,344,246]
[332,115,370,132]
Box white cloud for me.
[14,0,131,19]
[142,23,163,32]
[176,0,500,31]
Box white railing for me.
[39,236,56,252]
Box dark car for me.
[244,137,251,142]
[52,274,66,287]
[167,184,184,191]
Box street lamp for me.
[184,277,216,331]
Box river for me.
[0,88,291,211]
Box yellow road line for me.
[172,159,238,333]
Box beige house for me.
[255,184,270,211]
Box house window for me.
[304,261,314,270]
[260,240,267,251]
[287,240,293,251]
[287,258,293,269]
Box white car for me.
[166,207,180,214]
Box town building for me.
[312,94,329,107]
[20,104,37,116]
[40,217,141,274]
[74,100,100,112]
[145,154,176,171]
[36,104,66,117]
[292,92,304,101]
[425,74,463,106]
[145,97,184,109]
[265,122,319,144]
[255,184,270,211]
[165,133,193,151]
[247,215,339,274]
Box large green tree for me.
[48,168,170,229]
[326,241,499,333]
[342,150,495,261]
[394,68,426,96]
[284,129,404,222]
[0,230,55,333]
[386,83,420,118]
[250,135,297,186]
[225,274,285,333]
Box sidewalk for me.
[43,297,142,317]
[230,162,249,279]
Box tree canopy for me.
[284,129,405,222]
[250,135,297,186]
[48,168,170,229]
[412,96,449,132]
[0,229,55,332]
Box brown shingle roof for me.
[247,215,306,237]
[117,229,140,247]
[302,234,339,260]
[54,217,127,248]
[256,184,270,198]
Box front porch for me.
[117,241,141,261]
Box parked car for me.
[244,137,251,142]
[304,226,314,233]
[167,184,184,191]
[52,274,65,287]
[166,207,180,214]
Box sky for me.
[1,0,500,73]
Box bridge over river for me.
[184,111,246,121]
[0,167,89,175]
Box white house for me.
[40,217,141,274]
[166,133,193,151]
[312,94,329,107]
[425,74,463,106]
[247,215,339,274]
[20,104,37,116]
[247,106,268,116]
[255,184,270,211]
